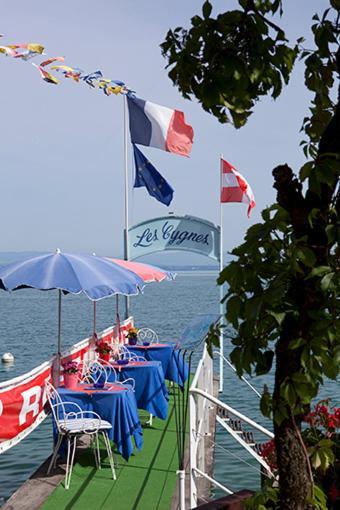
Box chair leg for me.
[65,436,77,490]
[47,433,63,474]
[102,431,116,480]
[146,413,153,426]
[96,432,101,469]
[92,434,100,469]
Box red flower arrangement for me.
[95,341,112,355]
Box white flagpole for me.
[123,95,130,319]
[219,154,224,393]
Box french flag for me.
[127,95,194,157]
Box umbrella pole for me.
[57,289,62,355]
[116,295,121,342]
[51,289,62,388]
[93,301,97,335]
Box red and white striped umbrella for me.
[91,257,176,338]
[105,258,176,283]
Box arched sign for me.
[128,214,220,261]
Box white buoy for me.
[2,352,14,363]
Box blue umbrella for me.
[0,249,145,356]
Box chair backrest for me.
[45,380,67,431]
[129,354,147,362]
[137,328,158,344]
[112,344,133,361]
[79,360,117,385]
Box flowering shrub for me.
[303,400,340,507]
[304,400,340,432]
[259,439,277,471]
[95,341,112,355]
[62,361,79,374]
[259,400,340,509]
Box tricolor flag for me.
[127,95,194,157]
[221,159,255,217]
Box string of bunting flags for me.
[0,35,255,215]
[0,37,130,95]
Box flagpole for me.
[219,154,224,393]
[123,94,130,319]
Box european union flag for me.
[133,144,174,206]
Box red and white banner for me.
[0,317,134,454]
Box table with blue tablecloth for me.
[57,383,143,460]
[126,343,189,387]
[109,361,169,420]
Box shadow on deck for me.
[41,394,180,510]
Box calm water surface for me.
[0,272,338,504]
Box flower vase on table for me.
[126,327,138,346]
[62,361,79,390]
[64,372,78,390]
[95,340,113,363]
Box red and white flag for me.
[220,159,255,217]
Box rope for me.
[195,429,271,479]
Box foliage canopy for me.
[162,1,340,508]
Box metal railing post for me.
[189,392,198,509]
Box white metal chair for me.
[129,353,147,362]
[137,328,158,344]
[45,380,116,489]
[79,359,111,385]
[115,346,153,425]
[80,359,136,391]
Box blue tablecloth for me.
[127,344,189,387]
[108,361,169,420]
[57,384,143,460]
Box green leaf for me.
[268,311,286,325]
[260,386,272,418]
[289,337,306,350]
[306,266,331,279]
[256,350,274,375]
[296,246,316,267]
[320,272,335,291]
[306,484,328,510]
[226,295,242,327]
[202,1,212,19]
[299,161,314,181]
[281,381,297,407]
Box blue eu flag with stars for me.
[133,144,174,206]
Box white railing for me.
[189,346,274,509]
[189,345,234,508]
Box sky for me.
[0,0,330,262]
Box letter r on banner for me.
[19,386,42,425]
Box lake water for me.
[0,271,338,505]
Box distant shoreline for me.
[0,252,220,272]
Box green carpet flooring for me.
[41,390,185,510]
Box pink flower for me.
[62,361,79,374]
